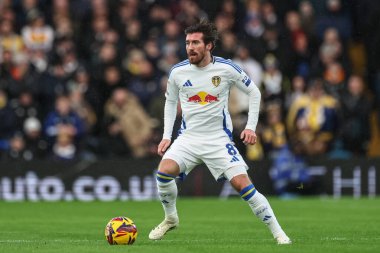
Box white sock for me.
[246,191,285,238]
[157,179,178,221]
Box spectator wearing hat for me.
[23,116,48,160]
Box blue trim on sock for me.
[240,184,254,194]
[157,172,176,178]
[240,184,257,201]
[156,171,176,183]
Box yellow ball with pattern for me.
[105,216,138,245]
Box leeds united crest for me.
[211,76,221,87]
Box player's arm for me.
[233,69,261,145]
[159,73,179,156]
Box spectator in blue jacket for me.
[43,95,85,147]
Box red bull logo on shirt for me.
[187,91,219,105]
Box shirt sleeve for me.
[163,74,179,140]
[231,68,261,131]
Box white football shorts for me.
[162,134,249,181]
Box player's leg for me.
[204,139,291,244]
[156,159,180,222]
[149,159,180,240]
[227,169,291,244]
[150,136,201,240]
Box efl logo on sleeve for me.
[242,76,251,87]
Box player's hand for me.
[240,129,257,145]
[158,139,171,156]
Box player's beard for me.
[187,49,206,65]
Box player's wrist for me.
[244,126,256,132]
[162,134,172,140]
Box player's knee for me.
[158,159,180,176]
[229,173,253,192]
[156,159,180,184]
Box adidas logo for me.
[183,80,193,87]
[230,156,239,162]
[263,215,272,221]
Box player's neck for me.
[195,53,212,68]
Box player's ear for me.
[206,42,213,51]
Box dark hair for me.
[184,19,219,51]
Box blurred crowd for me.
[1,0,380,162]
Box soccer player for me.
[149,20,291,245]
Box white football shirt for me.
[163,56,261,140]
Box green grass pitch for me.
[0,197,379,253]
